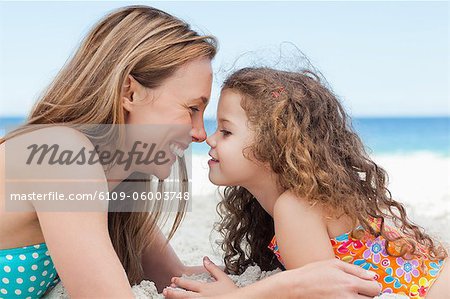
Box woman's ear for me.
[122,75,138,113]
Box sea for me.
[1,116,449,156]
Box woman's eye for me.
[189,106,200,112]
[220,130,231,136]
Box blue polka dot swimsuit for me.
[0,242,60,298]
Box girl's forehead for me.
[218,89,242,108]
[219,89,242,107]
[217,94,248,126]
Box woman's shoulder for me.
[3,125,106,178]
[6,125,94,148]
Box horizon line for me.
[1,115,449,120]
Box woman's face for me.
[122,57,213,178]
[206,89,265,187]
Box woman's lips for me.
[169,141,188,157]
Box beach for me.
[45,152,449,298]
[1,1,448,296]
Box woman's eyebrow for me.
[191,96,209,105]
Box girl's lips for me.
[208,158,219,166]
[208,151,219,162]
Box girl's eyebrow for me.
[218,118,233,124]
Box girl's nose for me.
[206,133,216,148]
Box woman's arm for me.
[37,210,134,298]
[141,227,199,291]
[164,259,381,299]
[273,191,335,269]
[217,260,380,299]
[25,127,135,298]
[142,227,213,291]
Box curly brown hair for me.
[215,67,448,275]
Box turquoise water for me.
[1,116,449,156]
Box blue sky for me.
[0,1,448,118]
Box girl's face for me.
[206,89,264,186]
[121,57,213,179]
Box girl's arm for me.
[273,190,335,269]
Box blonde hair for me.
[1,5,217,284]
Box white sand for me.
[45,153,449,299]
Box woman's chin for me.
[136,164,172,180]
[156,161,178,179]
[135,155,176,180]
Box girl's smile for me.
[207,151,220,165]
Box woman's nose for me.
[190,126,207,143]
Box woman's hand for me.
[281,259,381,299]
[164,256,237,298]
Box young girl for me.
[171,67,449,298]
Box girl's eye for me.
[220,130,231,137]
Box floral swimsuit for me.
[268,220,445,298]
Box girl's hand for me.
[164,256,237,298]
[182,264,226,276]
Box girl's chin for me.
[208,173,224,186]
[208,179,232,187]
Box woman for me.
[0,5,380,298]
